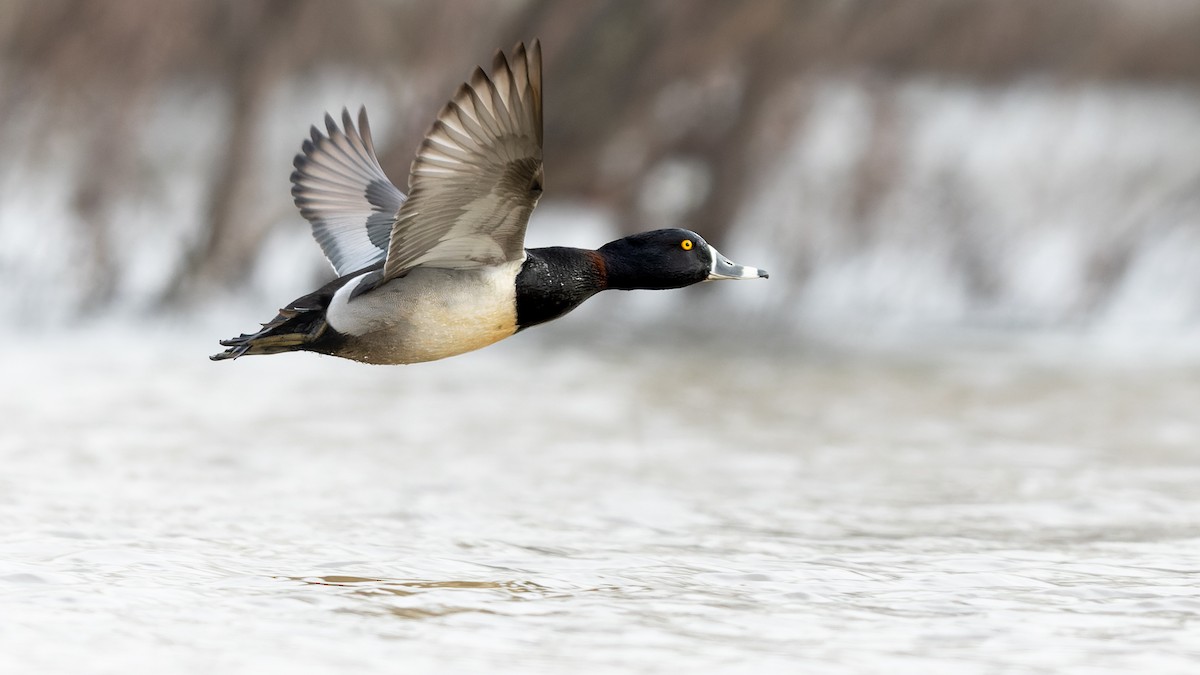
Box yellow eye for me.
[681,240,693,251]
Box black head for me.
[597,228,768,291]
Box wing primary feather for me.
[381,41,544,281]
[511,42,530,104]
[529,39,543,144]
[321,123,379,183]
[339,108,378,172]
[291,107,406,275]
[488,50,518,133]
[358,107,380,159]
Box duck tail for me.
[210,305,328,361]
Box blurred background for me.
[2,0,1199,344]
[6,5,1200,672]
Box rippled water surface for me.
[3,325,1200,673]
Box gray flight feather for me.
[291,107,407,276]
[380,40,544,282]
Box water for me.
[3,324,1200,673]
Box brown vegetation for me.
[2,0,1198,310]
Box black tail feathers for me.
[210,306,329,361]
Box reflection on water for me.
[292,576,559,621]
[295,576,532,591]
[2,325,1199,673]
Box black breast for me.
[515,247,607,330]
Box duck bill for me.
[707,245,769,280]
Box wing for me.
[291,108,407,276]
[381,40,543,282]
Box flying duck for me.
[212,40,767,365]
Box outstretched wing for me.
[381,40,543,282]
[291,108,406,276]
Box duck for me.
[212,40,767,365]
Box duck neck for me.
[515,247,609,330]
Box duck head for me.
[598,228,768,290]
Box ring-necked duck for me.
[212,40,766,365]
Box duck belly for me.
[325,262,521,364]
